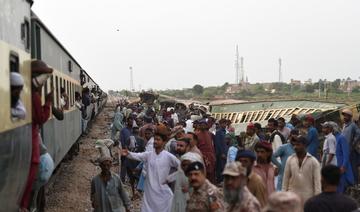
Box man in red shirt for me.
[20,60,53,212]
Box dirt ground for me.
[45,102,141,212]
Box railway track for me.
[44,103,142,211]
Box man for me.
[267,118,285,154]
[278,117,291,140]
[254,123,265,141]
[288,114,301,130]
[139,115,155,139]
[119,116,133,182]
[166,126,185,155]
[329,121,354,193]
[244,123,260,151]
[20,60,53,212]
[304,165,357,212]
[195,119,216,183]
[176,137,191,156]
[111,106,124,141]
[253,142,276,195]
[227,136,244,164]
[214,118,228,183]
[186,132,203,157]
[341,109,360,183]
[91,157,130,212]
[136,127,155,192]
[125,126,145,199]
[321,122,337,166]
[223,161,261,212]
[263,192,302,212]
[271,129,297,191]
[122,126,180,212]
[282,136,321,203]
[303,115,319,158]
[60,87,69,110]
[10,72,26,119]
[186,162,224,212]
[236,150,268,207]
[168,152,203,212]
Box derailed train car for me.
[0,1,106,211]
[210,99,348,134]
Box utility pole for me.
[278,58,282,83]
[130,66,134,92]
[235,45,240,84]
[240,57,244,83]
[318,79,321,98]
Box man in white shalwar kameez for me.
[122,129,180,212]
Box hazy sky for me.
[32,0,360,91]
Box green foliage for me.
[304,84,315,93]
[192,84,204,95]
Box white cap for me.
[10,72,24,86]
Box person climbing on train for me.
[10,72,26,120]
[20,60,53,212]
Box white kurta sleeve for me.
[168,153,180,168]
[127,151,151,162]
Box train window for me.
[50,76,55,105]
[68,60,73,72]
[55,76,59,107]
[9,52,25,121]
[21,19,30,51]
[32,24,42,59]
[9,52,19,73]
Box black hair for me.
[177,137,190,145]
[293,135,307,145]
[268,118,278,127]
[187,132,198,142]
[277,117,285,122]
[60,87,65,93]
[254,123,262,130]
[154,133,168,142]
[290,129,299,136]
[321,165,341,186]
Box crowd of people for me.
[91,99,360,212]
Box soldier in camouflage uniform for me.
[186,162,224,212]
[223,161,261,212]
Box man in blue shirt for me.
[341,109,360,184]
[271,129,297,191]
[119,116,133,182]
[214,118,228,184]
[303,115,319,159]
[327,121,354,193]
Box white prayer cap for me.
[181,152,203,164]
[10,72,24,86]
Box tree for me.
[192,84,204,95]
[304,84,315,93]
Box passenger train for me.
[0,1,107,211]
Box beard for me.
[224,185,244,204]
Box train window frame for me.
[21,18,30,51]
[50,76,55,107]
[9,51,24,121]
[55,76,59,107]
[9,52,20,73]
[68,60,73,72]
[33,23,42,59]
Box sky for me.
[32,0,360,91]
